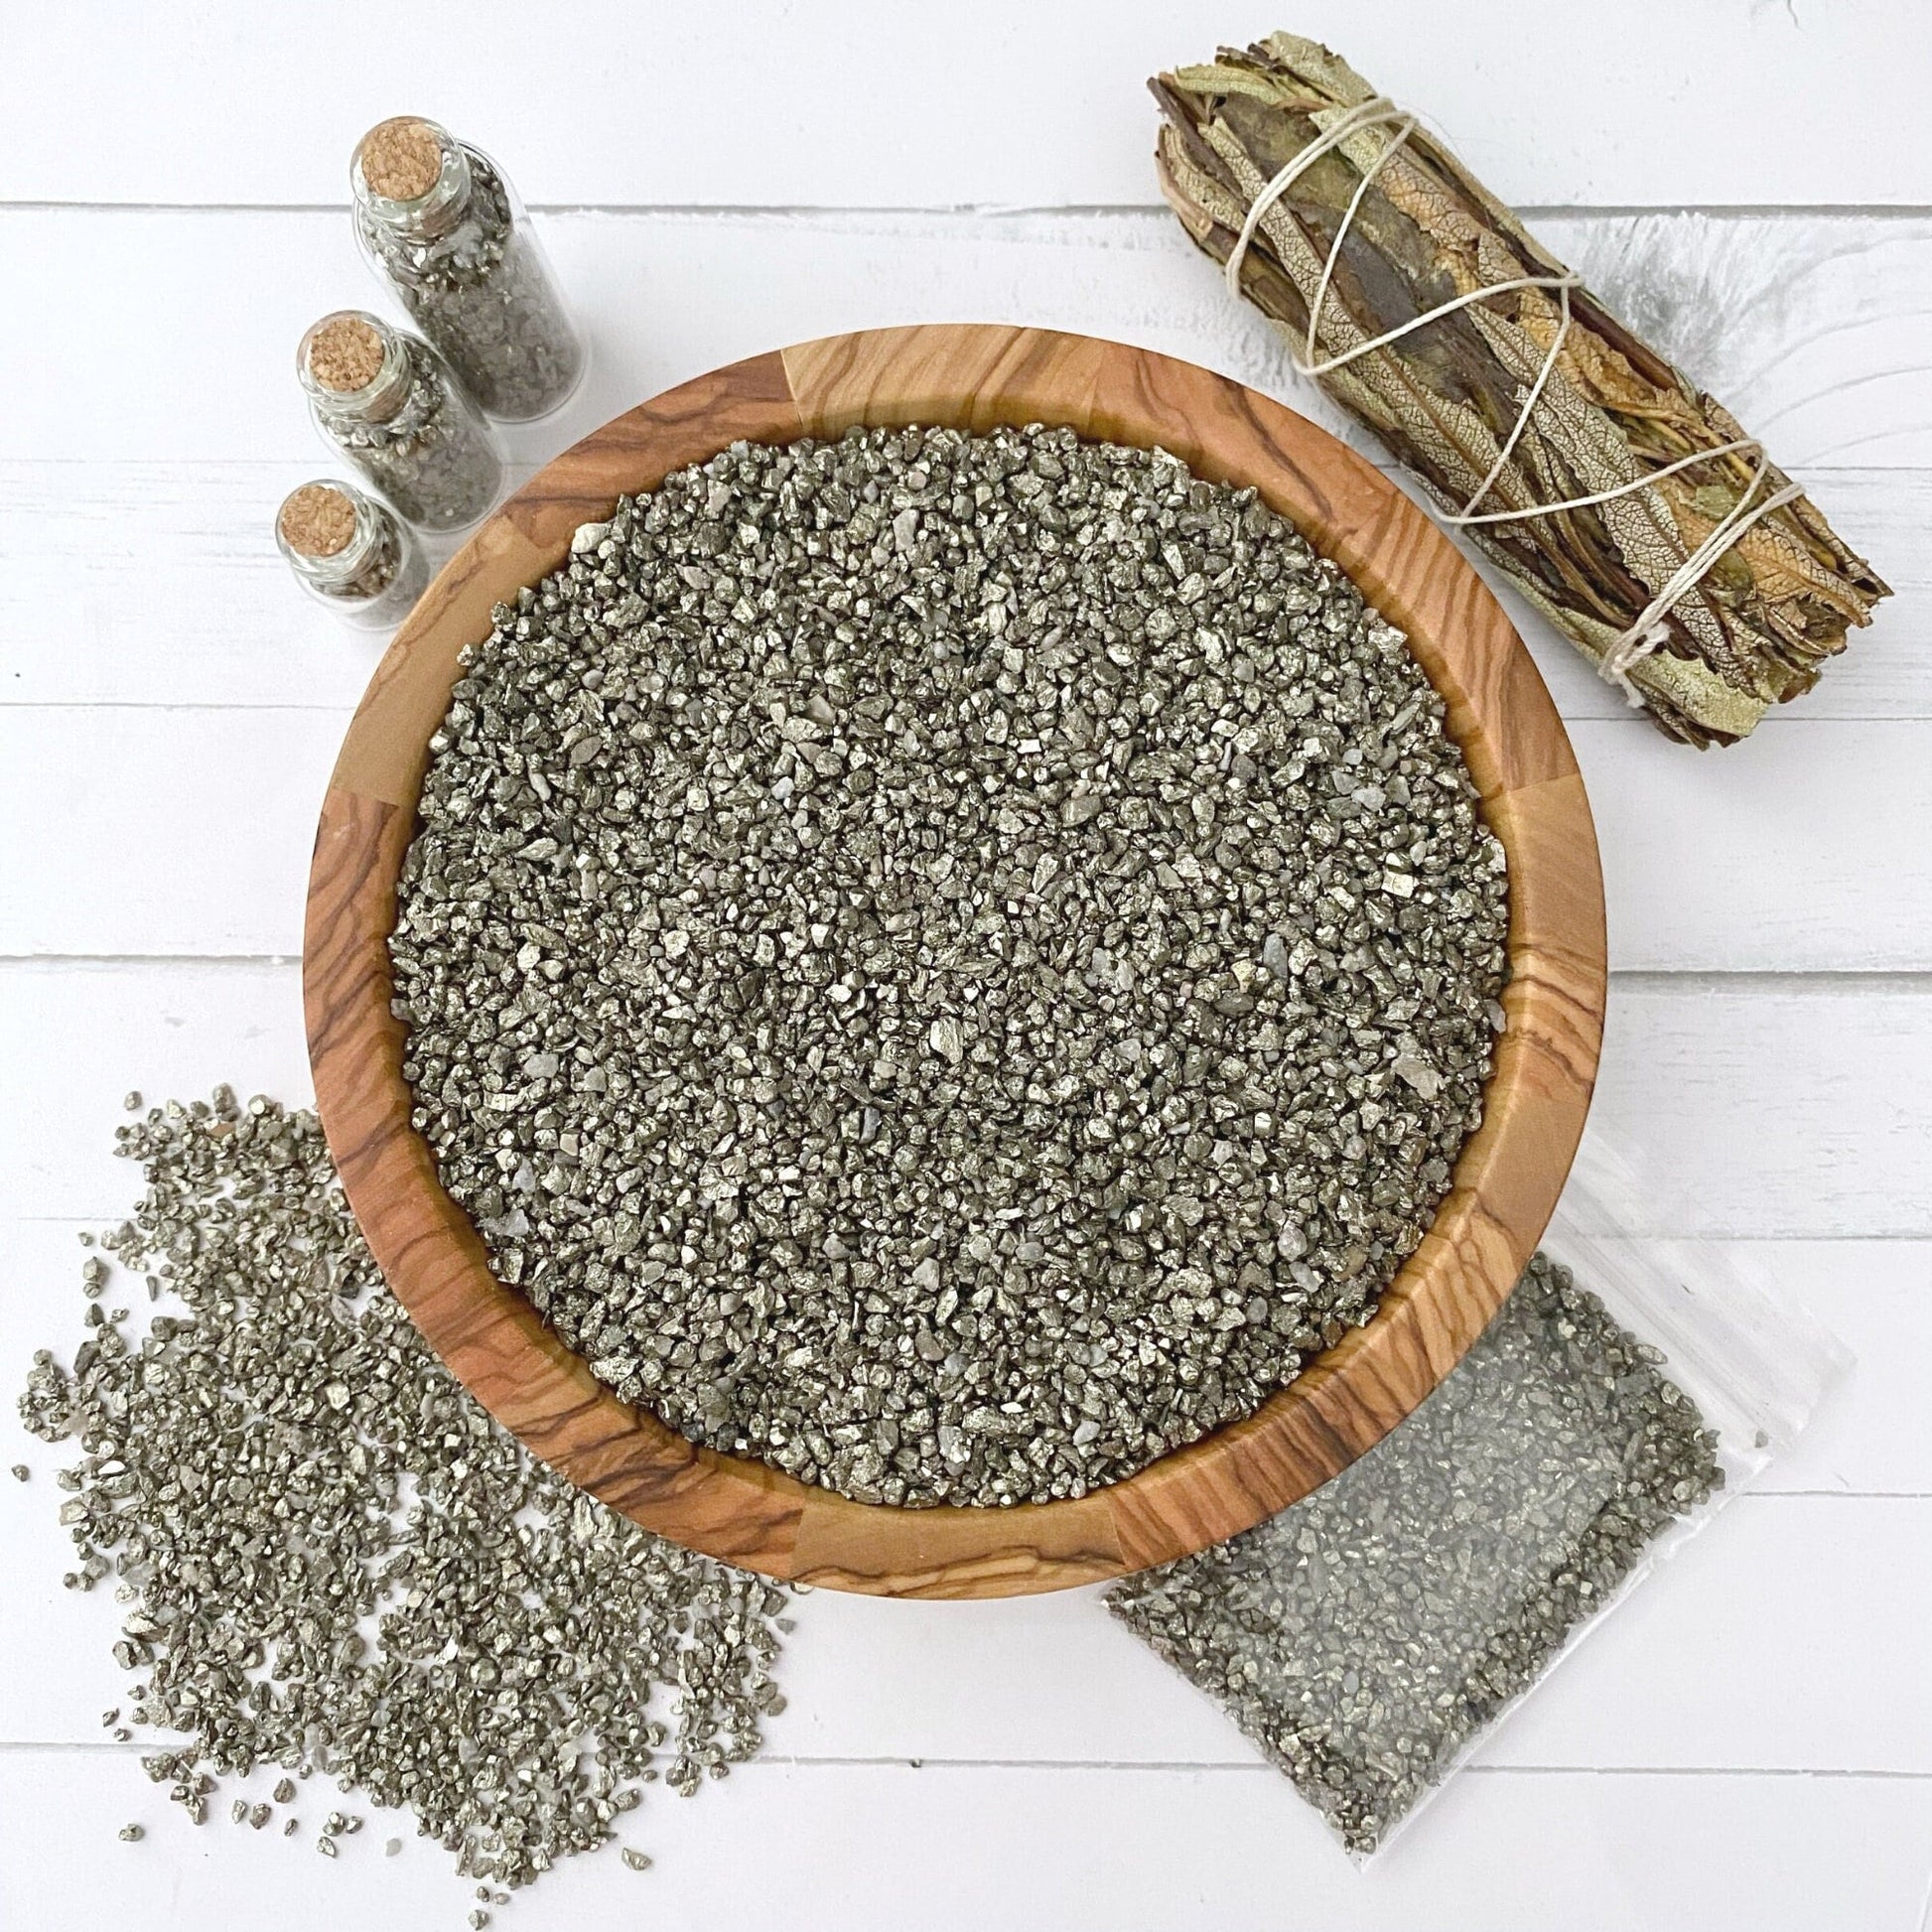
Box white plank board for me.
[0,961,1925,1234]
[0,964,321,1225]
[0,706,343,960]
[1761,1242,1932,1495]
[1,460,1924,720]
[2,209,1928,474]
[2,1750,1929,1932]
[772,1498,1932,1775]
[6,1197,1919,1475]
[749,1496,1932,1775]
[0,461,405,715]
[8,1317,1927,1776]
[1,0,1927,209]
[3,704,1929,973]
[1576,719,1932,971]
[9,1192,1926,1768]
[1590,976,1932,1237]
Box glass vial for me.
[275,480,427,628]
[351,117,586,422]
[298,311,503,532]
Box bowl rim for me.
[304,322,1605,1599]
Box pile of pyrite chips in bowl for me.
[304,323,1605,1598]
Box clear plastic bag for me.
[1104,1130,1851,1860]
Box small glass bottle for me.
[298,311,503,532]
[351,116,586,422]
[275,479,427,628]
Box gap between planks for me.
[0,1739,1926,1778]
[6,201,1932,220]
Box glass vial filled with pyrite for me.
[352,116,586,422]
[274,480,427,627]
[298,311,503,532]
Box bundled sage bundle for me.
[1152,35,1889,745]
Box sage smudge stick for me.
[1152,34,1889,745]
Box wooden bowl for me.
[305,324,1604,1600]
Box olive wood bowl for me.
[305,324,1605,1599]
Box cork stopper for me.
[278,483,358,559]
[357,117,445,202]
[305,315,386,394]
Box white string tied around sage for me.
[1223,96,1801,705]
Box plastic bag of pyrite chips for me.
[1104,1133,1850,1860]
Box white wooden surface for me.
[3,7,1930,1928]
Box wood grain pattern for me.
[303,325,1606,1598]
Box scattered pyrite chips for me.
[19,1092,788,1888]
[1105,1253,1725,1855]
[390,423,1510,1506]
